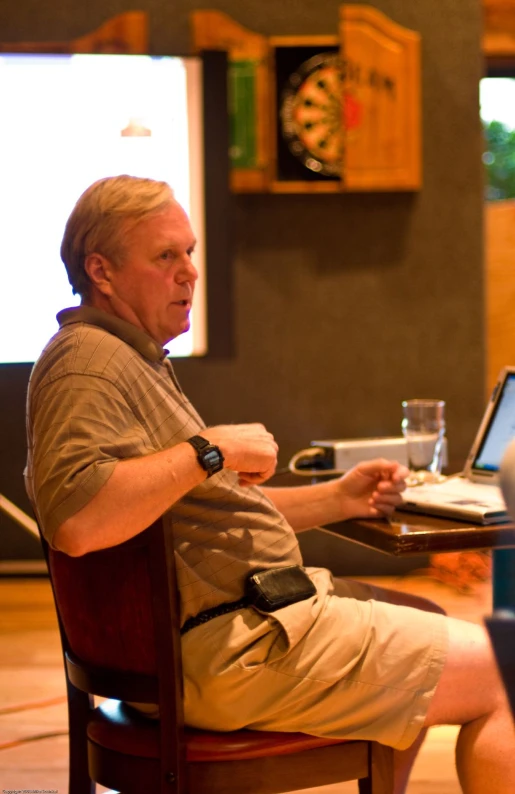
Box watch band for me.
[186,435,224,478]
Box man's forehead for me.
[126,202,194,245]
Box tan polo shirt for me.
[25,307,303,626]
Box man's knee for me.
[425,618,505,727]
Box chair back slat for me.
[40,517,187,793]
[48,533,158,675]
[64,651,159,702]
[147,517,187,789]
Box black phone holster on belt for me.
[245,565,316,613]
[180,565,316,635]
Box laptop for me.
[399,366,515,525]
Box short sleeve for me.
[27,372,154,546]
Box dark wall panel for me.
[0,0,484,566]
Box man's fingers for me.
[371,498,402,511]
[371,488,404,503]
[368,500,397,516]
[239,462,277,487]
[240,423,277,444]
[391,465,410,482]
[357,459,409,483]
[238,472,268,486]
[205,423,278,477]
[369,492,403,515]
[357,458,395,475]
[375,479,407,494]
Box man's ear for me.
[84,253,115,296]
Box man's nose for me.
[177,255,198,282]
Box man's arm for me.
[54,423,278,557]
[262,459,409,532]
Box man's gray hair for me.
[60,174,175,299]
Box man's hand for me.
[201,423,278,486]
[336,458,409,519]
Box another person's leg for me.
[425,617,515,794]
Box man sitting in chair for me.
[25,175,515,794]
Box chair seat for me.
[87,700,348,762]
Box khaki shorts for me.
[182,568,448,751]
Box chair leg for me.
[365,741,395,794]
[66,681,95,794]
[358,776,372,794]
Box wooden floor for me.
[0,574,493,793]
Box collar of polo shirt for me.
[56,306,168,363]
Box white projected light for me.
[0,53,206,363]
[480,77,515,128]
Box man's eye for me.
[160,250,174,260]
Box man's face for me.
[99,201,198,345]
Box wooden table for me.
[320,511,515,609]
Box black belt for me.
[180,597,250,636]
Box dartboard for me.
[280,52,344,177]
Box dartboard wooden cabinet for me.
[191,5,421,193]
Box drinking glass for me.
[401,399,446,484]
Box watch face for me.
[280,52,344,177]
[203,447,223,473]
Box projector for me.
[290,437,448,474]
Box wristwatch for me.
[186,435,224,478]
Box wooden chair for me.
[39,516,395,793]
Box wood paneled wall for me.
[484,0,515,57]
[482,1,515,394]
[485,203,515,393]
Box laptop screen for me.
[472,372,515,473]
